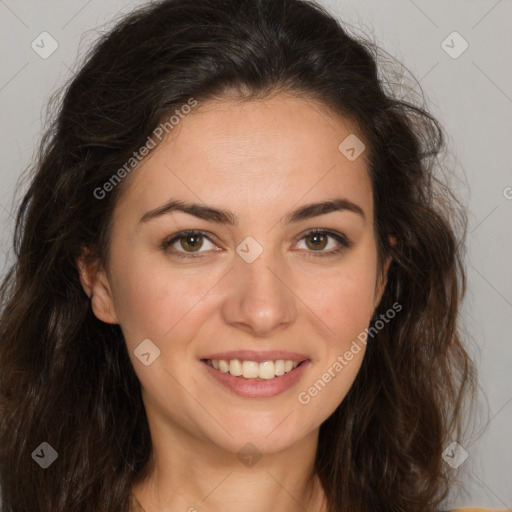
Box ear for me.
[76,254,119,324]
[373,235,395,309]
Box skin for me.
[78,92,391,512]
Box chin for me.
[203,416,313,457]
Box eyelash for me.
[161,228,352,260]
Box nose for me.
[220,248,297,337]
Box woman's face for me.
[86,93,388,455]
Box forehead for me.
[115,93,373,224]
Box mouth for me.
[200,355,311,398]
[202,358,306,380]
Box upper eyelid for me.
[164,229,217,246]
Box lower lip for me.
[201,360,311,398]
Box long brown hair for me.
[0,0,476,511]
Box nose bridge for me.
[221,241,297,335]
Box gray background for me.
[0,0,510,509]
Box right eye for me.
[161,230,218,259]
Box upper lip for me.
[201,350,310,363]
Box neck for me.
[131,421,327,512]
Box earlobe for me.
[76,255,119,324]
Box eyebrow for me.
[139,198,365,225]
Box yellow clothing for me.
[452,509,509,512]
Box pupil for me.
[307,233,327,250]
[183,234,202,251]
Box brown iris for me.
[179,234,204,252]
[304,232,328,251]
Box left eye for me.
[295,230,350,255]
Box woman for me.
[0,0,489,511]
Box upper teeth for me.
[206,359,300,379]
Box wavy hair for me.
[0,0,476,511]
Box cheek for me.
[295,245,377,418]
[108,250,217,346]
[303,240,379,343]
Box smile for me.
[201,357,311,398]
[205,358,302,380]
